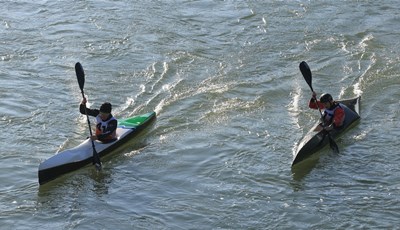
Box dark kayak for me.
[38,112,156,185]
[292,97,361,166]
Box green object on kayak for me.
[118,112,155,128]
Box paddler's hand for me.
[312,91,317,99]
[81,97,87,105]
[90,135,98,141]
[324,125,333,131]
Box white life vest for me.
[95,115,117,139]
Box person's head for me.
[319,93,333,108]
[99,102,112,119]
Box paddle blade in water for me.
[93,149,102,171]
[328,134,339,153]
[299,61,313,91]
[75,62,85,91]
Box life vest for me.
[323,103,342,125]
[95,115,117,141]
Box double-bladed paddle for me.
[299,61,339,153]
[75,62,102,170]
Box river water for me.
[1,1,400,229]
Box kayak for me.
[292,97,361,166]
[38,111,156,185]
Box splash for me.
[155,98,166,115]
[352,52,376,97]
[118,97,135,115]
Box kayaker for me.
[309,92,345,132]
[80,98,118,143]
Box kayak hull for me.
[38,112,156,185]
[292,97,360,166]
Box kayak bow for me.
[292,97,360,166]
[38,112,156,185]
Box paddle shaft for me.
[75,62,102,170]
[80,91,94,138]
[312,94,326,125]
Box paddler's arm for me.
[308,98,325,109]
[332,106,345,127]
[308,97,318,109]
[79,98,99,117]
[308,92,324,110]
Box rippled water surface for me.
[1,1,400,229]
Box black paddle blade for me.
[328,134,340,153]
[92,149,102,170]
[299,61,313,92]
[318,130,339,153]
[75,62,85,91]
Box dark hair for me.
[320,93,333,103]
[100,102,112,113]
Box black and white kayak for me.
[292,97,360,166]
[38,112,156,185]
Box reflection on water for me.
[291,156,321,183]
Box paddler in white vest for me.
[309,92,345,132]
[80,98,118,143]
